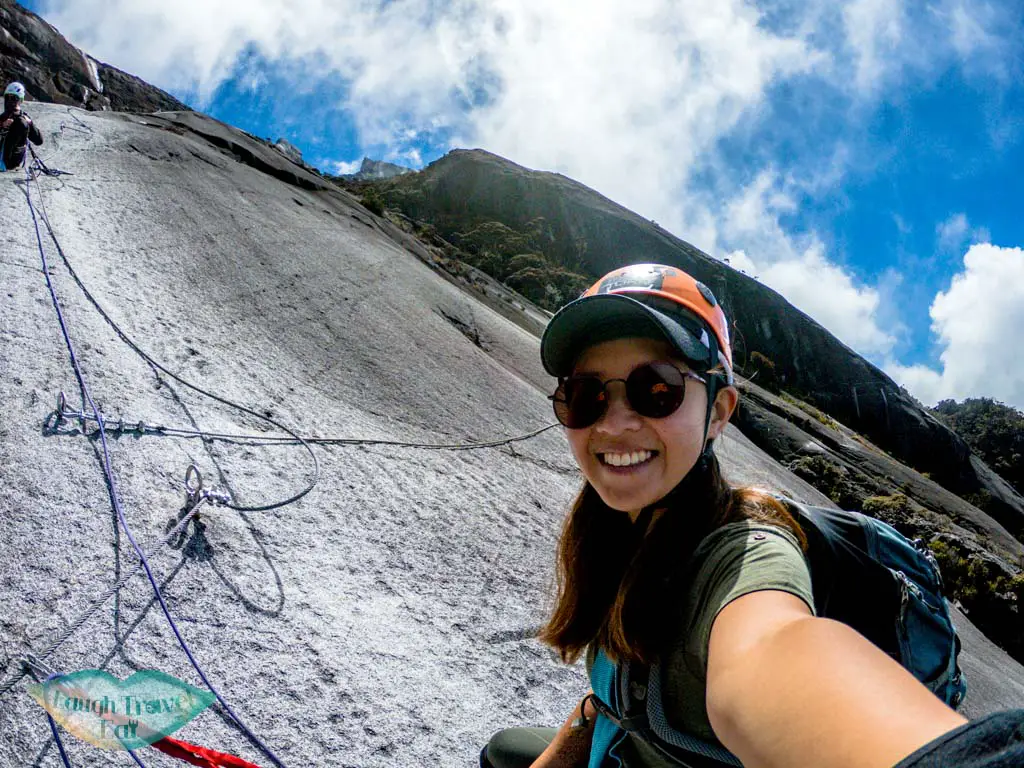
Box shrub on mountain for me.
[506,253,548,276]
[503,265,591,311]
[933,398,1024,496]
[787,455,863,509]
[460,248,505,279]
[360,188,386,216]
[454,220,536,257]
[381,184,425,211]
[746,351,780,392]
[928,535,1024,658]
[862,493,914,529]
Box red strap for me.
[151,736,264,768]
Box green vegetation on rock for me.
[933,398,1024,496]
[359,187,386,216]
[354,177,592,311]
[862,492,911,519]
[928,537,1024,660]
[780,392,841,431]
[745,351,780,392]
[787,455,865,509]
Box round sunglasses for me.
[549,361,707,429]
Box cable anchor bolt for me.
[53,390,76,429]
[184,464,231,510]
[21,653,55,683]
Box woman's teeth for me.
[601,450,653,467]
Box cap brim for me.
[541,293,711,377]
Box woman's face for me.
[565,337,732,518]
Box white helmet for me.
[4,82,26,101]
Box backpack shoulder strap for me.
[618,661,743,767]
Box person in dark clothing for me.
[1,82,43,171]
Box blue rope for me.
[46,712,75,768]
[24,169,287,767]
[45,664,148,766]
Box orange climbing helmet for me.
[541,263,733,382]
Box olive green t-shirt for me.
[613,520,815,767]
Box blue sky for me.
[24,0,1024,408]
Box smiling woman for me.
[480,263,1024,768]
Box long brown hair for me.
[538,451,807,665]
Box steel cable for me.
[30,180,319,514]
[54,402,561,451]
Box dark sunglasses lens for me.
[554,376,607,428]
[627,362,687,418]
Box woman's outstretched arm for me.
[529,693,598,768]
[706,590,967,768]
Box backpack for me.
[588,500,967,767]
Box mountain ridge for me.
[370,148,1024,542]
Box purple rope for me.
[45,712,74,768]
[44,668,148,766]
[24,169,286,767]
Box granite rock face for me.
[0,0,187,111]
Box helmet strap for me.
[700,336,722,459]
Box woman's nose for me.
[594,382,641,433]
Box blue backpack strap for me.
[863,517,967,707]
[588,649,628,768]
[614,661,742,767]
[643,663,743,766]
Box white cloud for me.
[936,212,990,254]
[947,2,1000,58]
[42,0,820,197]
[938,0,1016,81]
[762,248,895,356]
[722,249,759,276]
[457,2,818,224]
[714,170,896,357]
[837,0,1016,95]
[325,159,362,176]
[843,0,905,92]
[936,213,969,252]
[892,213,912,235]
[887,244,1024,409]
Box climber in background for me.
[1,81,43,172]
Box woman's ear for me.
[707,385,739,441]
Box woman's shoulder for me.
[695,517,804,561]
[686,515,814,614]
